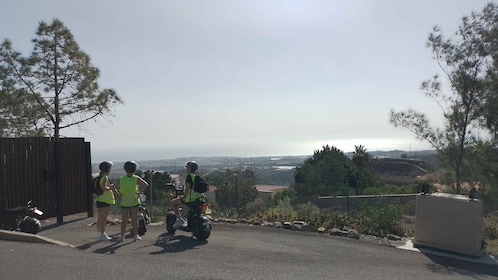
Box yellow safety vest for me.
[95,175,116,205]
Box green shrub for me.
[296,202,320,221]
[245,198,267,216]
[484,211,498,240]
[357,198,405,237]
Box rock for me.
[283,222,292,229]
[329,228,348,237]
[386,234,402,241]
[290,224,302,231]
[317,227,326,233]
[347,229,360,239]
[273,222,282,228]
[300,224,315,232]
[262,221,273,227]
[329,227,349,237]
[292,221,308,226]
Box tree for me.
[294,145,350,198]
[0,19,122,138]
[142,170,174,205]
[350,145,379,195]
[214,168,258,215]
[390,3,498,193]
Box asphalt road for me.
[1,218,497,280]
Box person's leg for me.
[171,198,181,216]
[172,199,187,228]
[96,206,103,235]
[119,208,128,241]
[100,206,110,238]
[130,206,140,241]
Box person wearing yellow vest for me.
[170,161,205,228]
[113,161,149,242]
[95,161,117,241]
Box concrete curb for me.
[0,229,75,248]
[397,239,498,266]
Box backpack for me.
[191,174,209,193]
[92,175,104,195]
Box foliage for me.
[357,198,405,237]
[295,202,321,222]
[213,169,258,215]
[389,3,498,193]
[141,170,175,205]
[245,198,267,216]
[294,145,351,197]
[271,188,297,205]
[484,211,498,240]
[349,145,381,194]
[362,184,414,195]
[0,19,122,139]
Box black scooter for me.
[166,185,212,241]
[137,194,151,236]
[4,200,43,234]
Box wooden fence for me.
[0,137,92,226]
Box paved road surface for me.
[1,217,497,280]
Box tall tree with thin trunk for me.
[0,19,123,139]
[390,3,498,193]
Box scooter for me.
[137,194,151,236]
[166,185,212,241]
[4,200,43,234]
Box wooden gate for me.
[0,137,92,225]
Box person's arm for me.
[137,176,149,192]
[103,176,112,191]
[111,179,120,195]
[184,181,191,195]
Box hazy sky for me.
[0,0,492,162]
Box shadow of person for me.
[77,231,134,253]
[39,217,91,232]
[150,232,207,255]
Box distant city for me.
[93,150,437,174]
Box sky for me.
[0,0,493,162]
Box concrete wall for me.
[413,193,484,257]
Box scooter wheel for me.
[165,212,177,234]
[194,230,210,241]
[19,217,41,234]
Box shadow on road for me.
[424,254,498,278]
[39,217,91,232]
[149,232,207,254]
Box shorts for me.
[96,201,111,208]
[121,204,139,210]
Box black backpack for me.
[92,175,104,195]
[191,174,209,193]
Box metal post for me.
[235,175,239,218]
[150,171,153,219]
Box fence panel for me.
[0,137,91,225]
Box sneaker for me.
[173,217,187,229]
[117,236,124,242]
[97,233,111,241]
[134,235,142,242]
[102,233,111,240]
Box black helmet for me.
[99,161,113,173]
[185,161,198,172]
[124,161,138,173]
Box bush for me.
[296,202,320,221]
[484,211,498,240]
[357,198,405,237]
[245,198,267,216]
